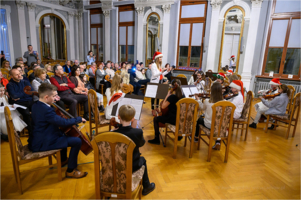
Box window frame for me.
[90,8,103,62]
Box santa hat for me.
[153,51,163,61]
[269,78,281,85]
[108,93,126,106]
[231,55,235,58]
[229,80,244,100]
[227,70,233,75]
[213,72,226,80]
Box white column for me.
[27,3,38,53]
[135,6,144,63]
[50,17,56,60]
[3,5,15,64]
[75,12,79,60]
[68,12,75,61]
[78,12,84,62]
[206,0,223,71]
[241,0,263,91]
[16,0,27,57]
[161,4,171,65]
[103,10,111,61]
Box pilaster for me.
[16,0,27,57]
[77,11,84,62]
[136,6,145,63]
[103,10,111,61]
[68,12,75,60]
[161,4,171,65]
[27,3,38,51]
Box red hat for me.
[227,70,233,75]
[229,80,244,100]
[153,51,163,60]
[231,55,235,58]
[218,72,226,78]
[269,78,281,85]
[213,72,226,80]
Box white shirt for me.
[135,70,145,81]
[40,100,51,107]
[150,63,168,83]
[198,99,215,128]
[195,80,205,93]
[105,68,115,79]
[228,91,244,119]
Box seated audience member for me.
[28,83,88,178]
[0,84,27,141]
[145,63,152,80]
[50,64,89,120]
[15,57,24,65]
[193,82,224,145]
[79,74,104,112]
[105,61,115,79]
[73,60,80,69]
[12,65,30,82]
[113,105,155,196]
[88,62,96,78]
[149,79,183,145]
[1,60,11,70]
[96,62,110,91]
[135,64,150,86]
[6,68,34,135]
[29,65,45,82]
[31,68,65,109]
[79,64,89,75]
[63,60,72,74]
[45,64,53,73]
[139,62,144,69]
[37,59,45,68]
[128,64,141,95]
[29,62,37,71]
[105,74,124,120]
[120,62,126,71]
[120,64,130,85]
[115,63,119,71]
[111,62,116,72]
[0,71,9,88]
[87,51,95,65]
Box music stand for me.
[170,76,188,85]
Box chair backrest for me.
[88,89,100,123]
[204,77,212,93]
[2,71,10,80]
[47,72,55,78]
[1,68,9,74]
[175,98,199,136]
[223,79,230,86]
[27,70,33,76]
[92,132,136,197]
[87,65,91,69]
[4,106,25,161]
[115,70,121,74]
[210,101,236,138]
[177,74,187,79]
[85,74,90,81]
[286,85,295,113]
[240,91,253,119]
[289,92,301,121]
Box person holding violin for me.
[194,71,205,93]
[228,80,244,119]
[149,79,183,145]
[28,83,88,178]
[249,83,289,129]
[250,78,281,126]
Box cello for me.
[105,75,112,83]
[23,86,93,155]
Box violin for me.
[23,86,93,155]
[262,93,281,99]
[105,75,112,83]
[224,92,238,100]
[189,93,210,98]
[110,117,121,128]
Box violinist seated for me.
[193,71,205,93]
[249,83,289,130]
[250,78,281,127]
[6,68,34,136]
[213,72,228,95]
[28,83,88,178]
[227,80,244,119]
[193,82,224,144]
[148,79,183,145]
[112,105,155,196]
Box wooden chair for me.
[164,98,199,158]
[232,91,254,141]
[223,79,230,86]
[286,85,295,112]
[1,68,9,74]
[140,85,146,95]
[4,106,62,194]
[92,132,144,199]
[47,72,55,78]
[88,89,111,139]
[264,92,300,139]
[233,73,241,80]
[204,77,212,94]
[27,70,33,76]
[85,74,90,81]
[115,70,121,74]
[87,65,91,69]
[198,101,236,162]
[63,72,68,77]
[176,74,187,79]
[2,71,10,80]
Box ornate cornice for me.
[162,4,171,13]
[135,6,144,15]
[16,0,26,10]
[68,12,75,17]
[103,10,110,18]
[210,0,223,10]
[76,11,82,20]
[251,0,263,8]
[27,2,36,12]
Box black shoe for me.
[178,136,183,141]
[148,137,160,145]
[268,124,275,130]
[249,122,257,129]
[212,141,221,150]
[83,113,89,121]
[142,183,155,196]
[1,133,8,141]
[98,105,105,112]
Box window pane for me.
[119,45,126,62]
[119,11,134,22]
[119,27,126,45]
[178,46,189,66]
[181,4,205,18]
[288,19,301,48]
[98,28,103,45]
[91,14,102,24]
[127,45,134,63]
[98,45,103,61]
[283,48,300,75]
[190,46,201,68]
[191,23,203,46]
[179,24,190,46]
[275,0,301,13]
[91,28,97,44]
[269,20,288,47]
[264,48,283,74]
[91,44,97,60]
[127,26,134,45]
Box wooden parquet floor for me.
[1,98,300,199]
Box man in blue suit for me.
[28,83,88,178]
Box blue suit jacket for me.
[28,101,82,152]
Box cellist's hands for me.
[81,118,87,123]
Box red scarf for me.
[109,93,123,106]
[159,68,163,80]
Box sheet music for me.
[182,88,192,98]
[114,98,144,120]
[190,86,199,95]
[145,85,158,98]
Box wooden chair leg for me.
[48,155,53,165]
[173,132,178,159]
[57,151,62,181]
[189,132,195,158]
[224,139,231,163]
[265,115,270,133]
[184,135,187,147]
[292,120,297,137]
[164,127,167,146]
[207,139,213,162]
[241,124,244,136]
[15,163,22,194]
[286,122,292,139]
[245,123,249,141]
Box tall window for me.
[0,9,10,62]
[90,9,103,62]
[262,0,301,79]
[119,5,135,63]
[177,0,207,69]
